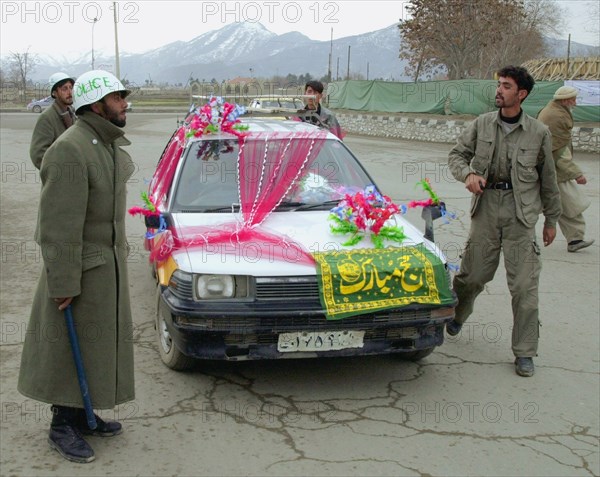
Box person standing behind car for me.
[537,86,594,253]
[446,65,561,378]
[18,70,135,464]
[300,80,345,139]
[30,72,77,169]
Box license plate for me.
[277,330,365,353]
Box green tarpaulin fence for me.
[327,80,599,123]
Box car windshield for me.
[171,137,375,212]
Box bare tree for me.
[399,0,564,80]
[8,47,37,102]
[478,0,565,78]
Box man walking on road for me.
[18,70,135,463]
[447,66,561,377]
[538,86,594,253]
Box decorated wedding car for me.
[131,98,457,369]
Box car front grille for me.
[255,277,319,299]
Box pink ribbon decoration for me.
[147,130,328,264]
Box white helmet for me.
[48,72,75,95]
[73,69,131,113]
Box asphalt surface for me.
[1,112,598,477]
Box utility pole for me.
[367,62,369,81]
[113,2,120,79]
[327,27,333,83]
[336,57,340,81]
[346,45,351,80]
[91,17,98,69]
[566,33,571,79]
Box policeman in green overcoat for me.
[18,70,135,463]
[30,72,77,170]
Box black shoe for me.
[446,319,462,336]
[48,424,95,463]
[75,411,122,437]
[515,357,535,377]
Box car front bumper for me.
[158,287,457,361]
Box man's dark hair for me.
[304,80,324,94]
[497,66,535,100]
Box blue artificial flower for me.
[228,104,247,121]
[330,205,346,219]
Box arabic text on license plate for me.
[277,330,365,353]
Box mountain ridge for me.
[19,21,600,86]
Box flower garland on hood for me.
[186,97,248,139]
[328,179,453,249]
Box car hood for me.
[167,211,445,276]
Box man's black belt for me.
[486,181,513,190]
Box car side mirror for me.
[144,213,170,229]
[421,202,445,242]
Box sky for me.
[0,0,599,61]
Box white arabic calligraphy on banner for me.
[565,80,600,106]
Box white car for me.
[27,96,54,113]
[140,107,456,369]
[249,97,304,110]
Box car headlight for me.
[195,274,235,299]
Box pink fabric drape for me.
[149,130,328,264]
[238,131,328,226]
[149,127,186,208]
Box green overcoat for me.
[18,111,135,409]
[29,103,77,169]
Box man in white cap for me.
[538,86,594,252]
[18,70,135,463]
[30,72,77,169]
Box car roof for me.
[186,117,338,143]
[253,97,300,102]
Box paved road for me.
[1,113,598,476]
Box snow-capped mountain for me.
[19,21,600,86]
[25,22,408,85]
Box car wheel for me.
[397,347,435,361]
[155,285,195,370]
[33,105,42,113]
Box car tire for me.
[155,285,196,371]
[33,105,42,113]
[397,347,435,361]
